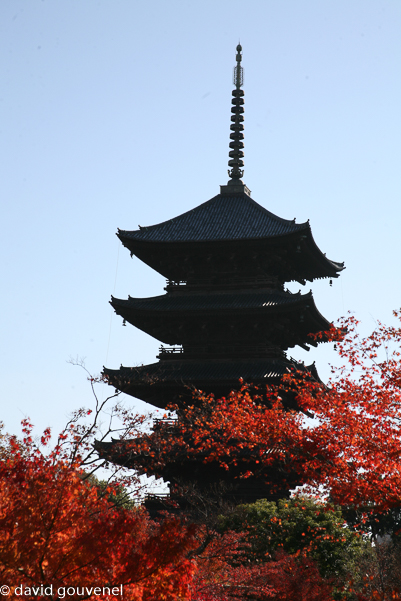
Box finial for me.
[233,43,243,89]
[228,45,245,183]
[220,44,251,196]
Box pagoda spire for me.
[221,44,251,196]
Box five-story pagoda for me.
[100,46,344,505]
[104,45,343,409]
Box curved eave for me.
[110,291,331,348]
[300,223,344,279]
[94,439,287,474]
[112,290,311,313]
[117,228,343,283]
[103,359,294,404]
[118,226,310,247]
[103,359,323,406]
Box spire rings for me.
[227,44,245,183]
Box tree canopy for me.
[126,311,401,512]
[2,311,401,599]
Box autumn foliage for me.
[128,311,401,512]
[193,546,334,601]
[0,425,338,600]
[2,311,401,599]
[0,422,197,600]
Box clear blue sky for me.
[1,0,400,439]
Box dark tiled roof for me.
[119,194,307,243]
[111,290,311,312]
[104,358,306,384]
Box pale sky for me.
[1,0,400,440]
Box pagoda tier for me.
[103,358,320,408]
[110,289,331,352]
[118,193,344,285]
[96,436,301,505]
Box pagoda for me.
[100,45,344,505]
[104,44,343,407]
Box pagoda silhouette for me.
[100,45,344,506]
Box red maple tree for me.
[125,310,401,512]
[0,422,339,601]
[191,530,335,601]
[0,420,197,600]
